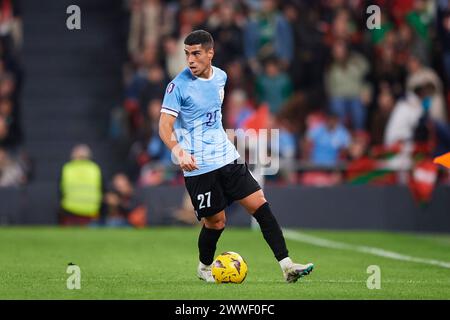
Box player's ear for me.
[207,47,214,59]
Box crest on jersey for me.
[219,87,224,104]
[167,83,175,94]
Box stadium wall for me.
[1,185,449,232]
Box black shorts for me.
[184,161,261,220]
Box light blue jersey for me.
[161,66,240,177]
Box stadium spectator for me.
[370,85,396,146]
[0,0,23,55]
[208,2,244,69]
[0,73,15,100]
[274,115,297,161]
[58,144,104,226]
[325,40,370,131]
[271,115,298,183]
[0,115,9,147]
[0,112,20,151]
[372,30,407,99]
[243,0,294,74]
[172,191,199,225]
[0,0,26,191]
[224,59,254,101]
[138,162,169,186]
[0,98,18,144]
[384,80,436,147]
[226,89,254,130]
[138,65,167,115]
[404,0,433,65]
[255,56,293,114]
[323,7,362,48]
[276,92,314,139]
[162,34,187,79]
[0,98,12,122]
[0,73,20,145]
[144,98,172,164]
[304,112,351,166]
[437,2,450,90]
[283,3,326,92]
[405,54,447,124]
[127,97,173,184]
[125,64,167,133]
[368,10,395,47]
[103,173,147,228]
[0,146,24,187]
[127,0,164,62]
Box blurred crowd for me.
[0,0,29,188]
[111,0,450,189]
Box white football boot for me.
[281,259,314,283]
[197,262,216,283]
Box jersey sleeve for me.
[161,82,182,118]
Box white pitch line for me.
[283,230,450,269]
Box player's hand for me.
[175,148,198,172]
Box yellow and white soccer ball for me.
[211,251,248,284]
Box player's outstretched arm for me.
[159,112,198,172]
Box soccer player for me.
[159,30,314,283]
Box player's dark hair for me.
[184,30,214,50]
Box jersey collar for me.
[193,66,215,81]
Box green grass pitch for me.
[0,227,449,299]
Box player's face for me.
[184,44,214,78]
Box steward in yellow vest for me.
[59,145,103,224]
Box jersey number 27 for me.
[197,192,211,209]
